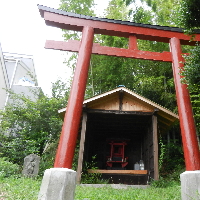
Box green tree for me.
[181,45,200,133]
[178,0,200,134]
[0,80,70,165]
[59,0,95,41]
[59,0,177,111]
[85,0,176,110]
[178,0,200,30]
[125,0,180,26]
[59,0,95,15]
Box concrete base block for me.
[38,168,76,200]
[180,170,200,200]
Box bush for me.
[150,177,179,188]
[39,142,57,176]
[0,79,70,167]
[0,157,21,178]
[0,136,40,165]
[181,45,200,134]
[81,155,108,184]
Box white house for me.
[0,43,41,110]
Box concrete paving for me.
[79,184,149,189]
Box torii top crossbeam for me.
[38,5,200,45]
[38,5,200,63]
[38,5,200,171]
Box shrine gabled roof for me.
[59,86,178,120]
[84,86,178,118]
[58,87,178,134]
[38,4,185,33]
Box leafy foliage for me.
[178,0,200,137]
[0,157,20,179]
[38,141,58,176]
[125,0,180,26]
[59,0,95,41]
[182,44,200,88]
[0,136,39,165]
[178,0,200,30]
[0,80,70,165]
[59,0,95,15]
[150,176,181,188]
[81,155,108,184]
[160,140,184,175]
[181,44,200,133]
[59,0,177,113]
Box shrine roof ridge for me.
[83,86,179,119]
[86,86,178,114]
[38,5,199,34]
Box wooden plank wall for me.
[76,112,87,183]
[143,119,156,182]
[153,115,159,180]
[143,125,150,183]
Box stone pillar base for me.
[38,168,76,200]
[180,170,200,200]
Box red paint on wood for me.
[39,7,200,172]
[170,37,200,171]
[92,44,172,62]
[45,40,80,52]
[45,39,172,62]
[54,26,94,168]
[43,11,200,45]
[129,35,138,50]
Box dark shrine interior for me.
[83,112,152,171]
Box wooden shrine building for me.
[59,87,178,184]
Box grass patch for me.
[0,176,181,200]
[75,183,181,200]
[0,176,41,200]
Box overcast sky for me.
[0,0,107,96]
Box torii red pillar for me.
[170,37,200,171]
[54,26,94,168]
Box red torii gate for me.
[38,5,200,171]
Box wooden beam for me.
[88,169,148,174]
[86,109,154,115]
[77,112,87,184]
[158,118,172,126]
[119,90,124,111]
[43,11,200,45]
[152,115,159,180]
[45,40,172,62]
[129,35,138,50]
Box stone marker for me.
[38,168,76,200]
[22,154,40,177]
[181,170,200,200]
